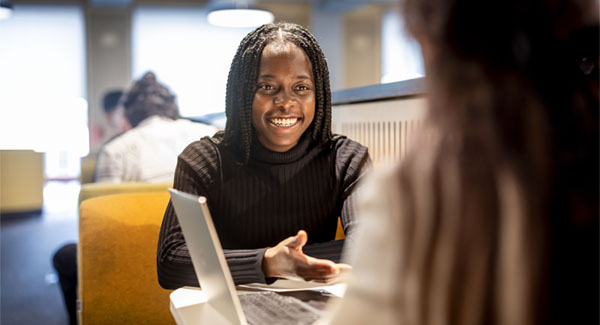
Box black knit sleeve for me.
[303,137,372,263]
[336,138,372,247]
[156,138,269,289]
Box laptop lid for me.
[168,188,247,325]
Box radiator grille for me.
[332,96,427,167]
[336,120,422,165]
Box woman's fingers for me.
[280,234,300,248]
[336,263,352,273]
[295,256,339,279]
[295,259,353,282]
[284,230,308,250]
[295,230,308,249]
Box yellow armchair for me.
[78,181,172,206]
[78,191,174,324]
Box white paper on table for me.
[237,278,348,297]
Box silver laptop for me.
[168,188,334,325]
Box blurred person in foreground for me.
[327,0,599,324]
[95,71,218,183]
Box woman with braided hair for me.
[157,22,371,288]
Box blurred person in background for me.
[53,72,218,325]
[87,89,129,156]
[101,89,131,139]
[82,89,130,183]
[327,0,599,324]
[95,71,218,183]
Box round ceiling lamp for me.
[207,2,274,28]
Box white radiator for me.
[332,97,427,167]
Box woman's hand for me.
[262,230,351,282]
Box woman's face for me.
[252,42,315,152]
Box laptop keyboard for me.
[239,291,322,325]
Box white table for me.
[170,280,347,325]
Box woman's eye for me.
[296,85,310,91]
[258,84,274,91]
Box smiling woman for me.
[157,22,372,289]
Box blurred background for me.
[0,0,424,323]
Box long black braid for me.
[222,22,333,163]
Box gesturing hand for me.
[261,230,351,283]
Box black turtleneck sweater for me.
[157,132,371,289]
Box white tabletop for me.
[170,279,347,325]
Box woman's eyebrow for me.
[257,74,276,79]
[257,74,313,80]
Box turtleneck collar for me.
[250,130,315,164]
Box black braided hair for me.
[123,71,179,128]
[223,22,332,163]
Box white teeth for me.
[270,117,298,127]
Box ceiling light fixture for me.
[0,0,13,20]
[207,2,274,28]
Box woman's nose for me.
[274,93,296,109]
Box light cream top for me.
[95,116,218,183]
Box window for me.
[381,9,424,83]
[0,5,87,178]
[132,7,254,118]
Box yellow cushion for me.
[78,191,174,324]
[78,181,172,206]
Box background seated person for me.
[101,89,131,141]
[80,89,129,184]
[95,71,218,183]
[156,22,371,288]
[327,0,599,324]
[53,73,217,325]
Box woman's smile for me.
[269,116,301,127]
